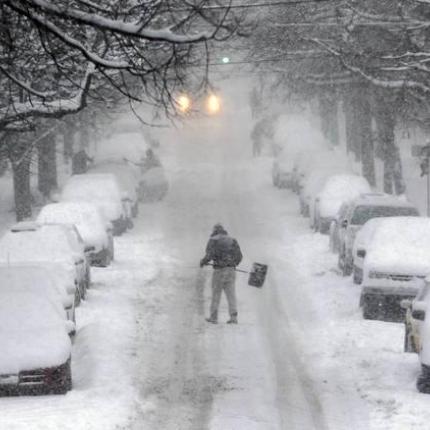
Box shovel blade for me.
[248,263,268,288]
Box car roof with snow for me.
[353,217,391,254]
[0,290,71,374]
[62,173,122,199]
[0,264,70,309]
[0,223,80,263]
[351,193,417,208]
[318,174,371,200]
[365,217,430,275]
[37,201,105,226]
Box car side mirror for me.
[341,220,348,228]
[357,249,366,259]
[412,309,426,321]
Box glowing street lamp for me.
[222,57,230,64]
[177,94,191,113]
[206,94,221,114]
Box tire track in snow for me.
[133,267,215,430]
[222,162,331,429]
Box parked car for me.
[88,161,140,218]
[295,148,352,203]
[337,194,419,276]
[0,265,76,325]
[37,202,114,267]
[0,290,73,396]
[359,217,430,322]
[402,281,430,354]
[0,222,86,302]
[401,280,430,393]
[61,173,130,235]
[272,153,294,188]
[313,174,371,234]
[300,168,349,220]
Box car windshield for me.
[351,205,419,225]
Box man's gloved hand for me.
[200,259,206,268]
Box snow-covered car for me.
[37,202,114,267]
[88,161,140,218]
[402,281,430,354]
[0,265,76,325]
[300,168,348,219]
[0,222,87,302]
[61,173,130,235]
[139,166,169,202]
[329,201,352,253]
[0,290,73,396]
[313,174,371,234]
[272,153,294,188]
[295,148,352,205]
[401,280,430,393]
[359,217,430,322]
[352,218,388,284]
[337,194,419,276]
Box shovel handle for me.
[205,263,248,274]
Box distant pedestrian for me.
[139,148,161,174]
[72,147,93,174]
[200,223,243,324]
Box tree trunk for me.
[11,155,32,221]
[37,128,58,198]
[343,90,361,161]
[374,91,405,195]
[62,117,75,162]
[319,90,339,146]
[354,85,376,186]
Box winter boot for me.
[227,313,238,324]
[206,312,218,324]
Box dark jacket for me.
[201,230,242,269]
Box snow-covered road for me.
[1,107,430,429]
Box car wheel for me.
[52,360,72,395]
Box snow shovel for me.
[207,262,268,288]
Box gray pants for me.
[210,267,237,319]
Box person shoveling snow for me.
[200,223,243,324]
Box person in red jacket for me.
[200,223,243,324]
